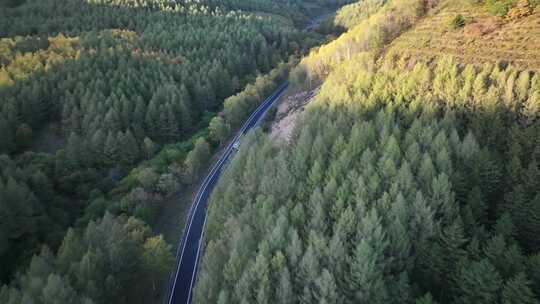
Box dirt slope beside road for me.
[270,87,320,142]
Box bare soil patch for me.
[463,17,502,37]
[270,87,320,143]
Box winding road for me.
[166,82,289,304]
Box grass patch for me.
[486,0,517,16]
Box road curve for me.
[166,82,289,304]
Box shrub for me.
[290,64,308,87]
[450,14,466,29]
[137,167,159,192]
[157,173,179,195]
[485,0,517,16]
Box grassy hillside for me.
[387,0,540,70]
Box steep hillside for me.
[195,0,540,303]
[388,0,540,70]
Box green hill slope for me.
[195,0,540,303]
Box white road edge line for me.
[167,89,273,303]
[184,84,287,304]
[167,82,288,304]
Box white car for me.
[232,141,240,150]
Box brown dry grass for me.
[385,0,540,71]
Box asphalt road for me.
[166,82,289,304]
